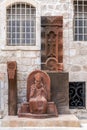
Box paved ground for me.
[0,127,87,130]
[0,123,87,130]
[0,122,87,130]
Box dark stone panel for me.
[47,72,70,114]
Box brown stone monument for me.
[18,70,58,118]
[41,16,70,114]
[7,61,17,115]
[41,16,63,71]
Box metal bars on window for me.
[69,82,85,109]
[74,0,87,41]
[6,3,36,46]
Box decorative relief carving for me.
[69,82,85,108]
[41,16,63,71]
[47,31,56,58]
[41,16,63,26]
[18,70,58,118]
[46,58,58,71]
[7,61,16,79]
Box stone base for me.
[1,114,80,127]
[18,102,58,118]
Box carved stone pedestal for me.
[18,102,58,118]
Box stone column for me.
[7,61,17,115]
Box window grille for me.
[69,82,85,109]
[74,0,87,41]
[6,3,36,46]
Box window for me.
[74,1,87,41]
[6,3,36,46]
[69,82,85,109]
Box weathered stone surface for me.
[83,65,87,71]
[7,61,17,115]
[71,65,81,72]
[18,70,58,118]
[0,0,87,119]
[79,48,87,55]
[48,72,69,114]
[0,111,4,119]
[41,16,63,72]
[0,73,4,80]
[1,115,80,127]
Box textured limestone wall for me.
[0,0,87,118]
[40,0,87,117]
[0,0,41,115]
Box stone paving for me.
[0,115,80,127]
[0,119,87,130]
[0,126,87,130]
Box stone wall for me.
[40,0,87,117]
[0,0,87,118]
[0,73,6,117]
[0,0,41,115]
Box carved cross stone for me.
[41,16,63,72]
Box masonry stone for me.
[83,65,87,72]
[79,49,87,55]
[70,65,81,72]
[0,0,87,118]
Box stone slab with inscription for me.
[47,72,70,114]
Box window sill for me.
[73,41,87,43]
[1,46,40,51]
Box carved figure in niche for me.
[47,31,56,58]
[29,73,47,114]
[18,70,58,118]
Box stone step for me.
[0,114,80,127]
[0,127,85,130]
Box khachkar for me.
[18,70,58,118]
[7,61,17,115]
[41,16,70,114]
[41,16,63,71]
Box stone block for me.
[71,65,81,72]
[1,115,80,127]
[47,72,70,114]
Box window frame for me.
[6,3,36,46]
[0,0,41,51]
[74,0,87,41]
